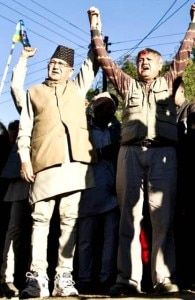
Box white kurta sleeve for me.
[17,91,33,163]
[74,48,99,98]
[10,56,28,113]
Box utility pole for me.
[102,36,110,92]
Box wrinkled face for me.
[137,52,162,82]
[48,58,74,82]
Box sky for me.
[0,0,193,127]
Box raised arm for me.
[74,47,99,98]
[10,47,37,114]
[11,47,37,183]
[190,2,195,22]
[74,9,102,98]
[88,6,102,31]
[165,2,195,83]
[88,7,131,101]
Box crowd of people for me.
[0,2,195,298]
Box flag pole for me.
[0,41,16,96]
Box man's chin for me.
[50,75,60,81]
[140,73,150,80]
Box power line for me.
[31,0,89,36]
[12,0,89,44]
[110,41,181,55]
[0,1,87,49]
[110,32,185,45]
[115,0,190,60]
[0,13,58,45]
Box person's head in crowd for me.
[47,45,75,83]
[173,77,186,107]
[91,92,117,127]
[8,119,19,146]
[136,48,163,82]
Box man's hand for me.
[20,161,35,183]
[21,47,37,59]
[190,3,195,22]
[88,6,102,32]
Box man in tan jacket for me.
[15,43,99,298]
[88,3,195,297]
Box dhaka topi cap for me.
[51,45,74,67]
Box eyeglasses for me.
[48,60,70,68]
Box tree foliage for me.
[161,57,195,101]
[183,59,195,101]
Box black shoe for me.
[77,281,94,294]
[0,282,19,297]
[109,283,139,297]
[153,282,179,295]
[98,281,112,295]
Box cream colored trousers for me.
[30,191,81,276]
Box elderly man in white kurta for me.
[15,44,99,298]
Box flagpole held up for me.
[0,19,31,96]
[0,41,16,96]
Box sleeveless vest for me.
[29,80,96,173]
[121,77,177,143]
